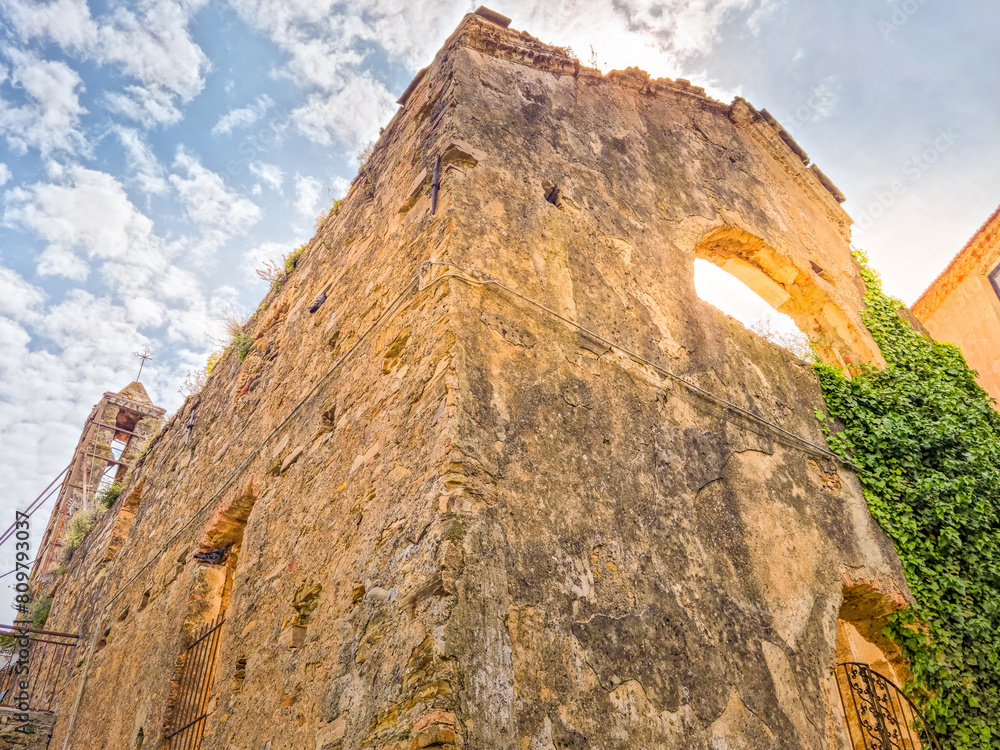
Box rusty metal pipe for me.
[431,155,441,214]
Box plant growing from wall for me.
[206,350,222,374]
[284,244,306,274]
[314,195,343,232]
[256,258,282,284]
[0,593,54,647]
[215,305,254,361]
[232,330,253,361]
[357,142,376,198]
[178,350,222,398]
[95,483,123,509]
[816,253,1000,748]
[30,594,52,631]
[64,506,104,550]
[255,245,307,295]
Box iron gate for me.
[835,662,941,750]
[164,615,224,750]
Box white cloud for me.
[0,266,45,321]
[115,126,168,194]
[169,149,261,238]
[225,0,761,149]
[4,164,162,280]
[291,75,395,149]
[44,290,151,363]
[250,161,283,192]
[1,0,96,49]
[4,0,210,126]
[1,165,214,352]
[807,76,840,121]
[748,0,786,35]
[293,173,322,218]
[212,94,274,136]
[0,49,86,155]
[35,244,90,280]
[0,163,10,185]
[629,0,755,57]
[122,294,168,328]
[105,84,184,127]
[224,0,407,146]
[517,1,758,77]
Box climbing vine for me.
[816,253,1000,748]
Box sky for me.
[0,0,997,612]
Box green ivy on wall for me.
[815,253,1000,748]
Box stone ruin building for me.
[6,8,954,750]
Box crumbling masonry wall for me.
[40,12,911,750]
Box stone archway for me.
[694,226,884,369]
[836,579,911,685]
[831,578,935,750]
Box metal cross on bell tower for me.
[132,347,152,382]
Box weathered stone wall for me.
[0,709,54,750]
[39,11,912,750]
[42,69,462,750]
[429,20,908,747]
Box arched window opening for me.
[694,258,816,362]
[692,226,884,369]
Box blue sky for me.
[0,0,997,610]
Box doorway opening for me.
[833,581,940,749]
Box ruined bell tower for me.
[31,382,165,585]
[28,10,921,750]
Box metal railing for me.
[835,662,942,750]
[164,615,225,750]
[0,624,79,713]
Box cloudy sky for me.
[0,0,997,607]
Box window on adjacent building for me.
[988,263,1000,301]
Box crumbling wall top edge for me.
[399,11,730,114]
[730,97,853,235]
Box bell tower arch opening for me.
[692,226,883,369]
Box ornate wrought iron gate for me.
[165,615,224,750]
[835,662,941,750]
